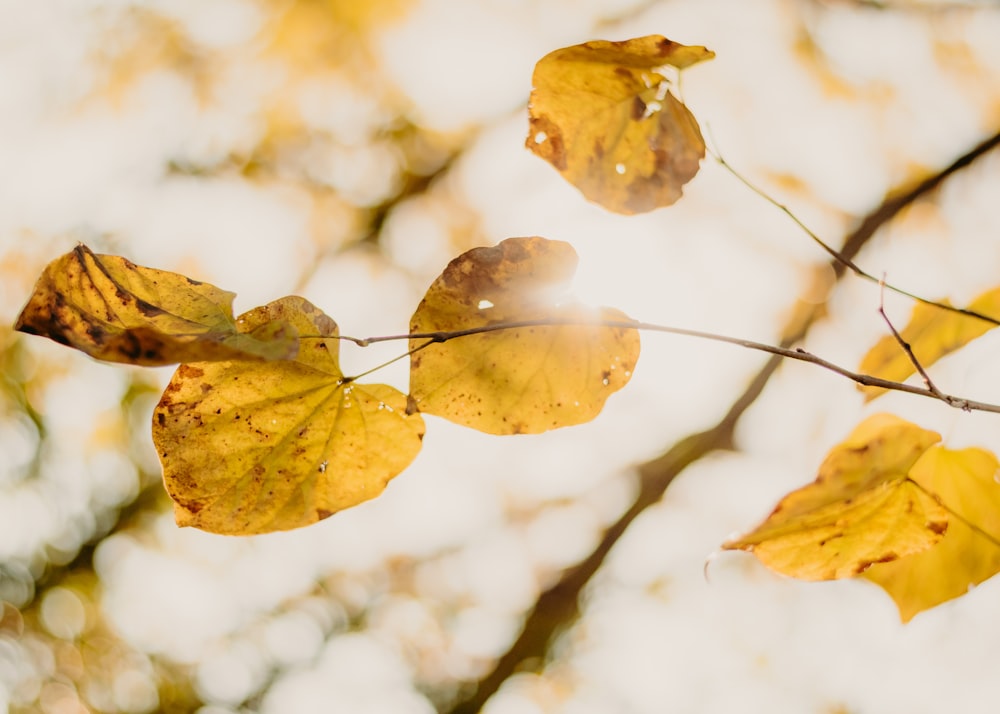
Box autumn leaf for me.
[153,296,425,535]
[14,244,298,366]
[408,237,639,435]
[865,446,1000,621]
[858,288,1000,400]
[526,35,714,214]
[723,414,947,580]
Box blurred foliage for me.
[0,0,483,709]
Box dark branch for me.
[876,276,947,401]
[444,125,1000,714]
[333,315,1000,414]
[712,127,1000,326]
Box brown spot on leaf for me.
[818,533,843,547]
[119,332,143,360]
[135,300,167,318]
[314,314,337,336]
[854,552,899,575]
[86,324,107,343]
[526,115,566,171]
[179,499,203,515]
[656,38,680,56]
[631,96,647,120]
[927,520,948,536]
[177,365,205,380]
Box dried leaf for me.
[723,414,947,580]
[14,245,297,365]
[859,288,1000,400]
[865,446,1000,621]
[408,237,639,435]
[526,35,714,214]
[153,296,425,535]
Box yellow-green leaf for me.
[859,288,1000,400]
[153,296,425,535]
[865,446,1000,621]
[14,244,298,365]
[526,35,714,214]
[408,237,639,435]
[723,414,947,580]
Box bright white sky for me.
[2,0,1000,712]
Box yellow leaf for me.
[723,414,947,580]
[153,296,425,535]
[14,245,298,366]
[865,446,1000,621]
[526,35,714,214]
[408,237,640,435]
[858,288,1000,400]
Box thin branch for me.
[877,275,946,400]
[708,131,1000,326]
[445,125,1000,714]
[327,315,993,413]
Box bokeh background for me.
[3,0,1000,712]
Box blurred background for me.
[2,0,1000,712]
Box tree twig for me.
[444,125,1000,714]
[876,275,949,402]
[327,313,994,413]
[709,130,1000,325]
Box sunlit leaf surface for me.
[859,288,1000,400]
[154,296,425,535]
[526,35,714,214]
[865,446,1000,621]
[408,236,640,434]
[723,414,947,580]
[15,245,298,366]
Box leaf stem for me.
[341,339,436,383]
[876,275,947,401]
[707,144,1000,327]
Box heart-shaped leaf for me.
[527,35,714,214]
[408,237,640,434]
[154,296,425,535]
